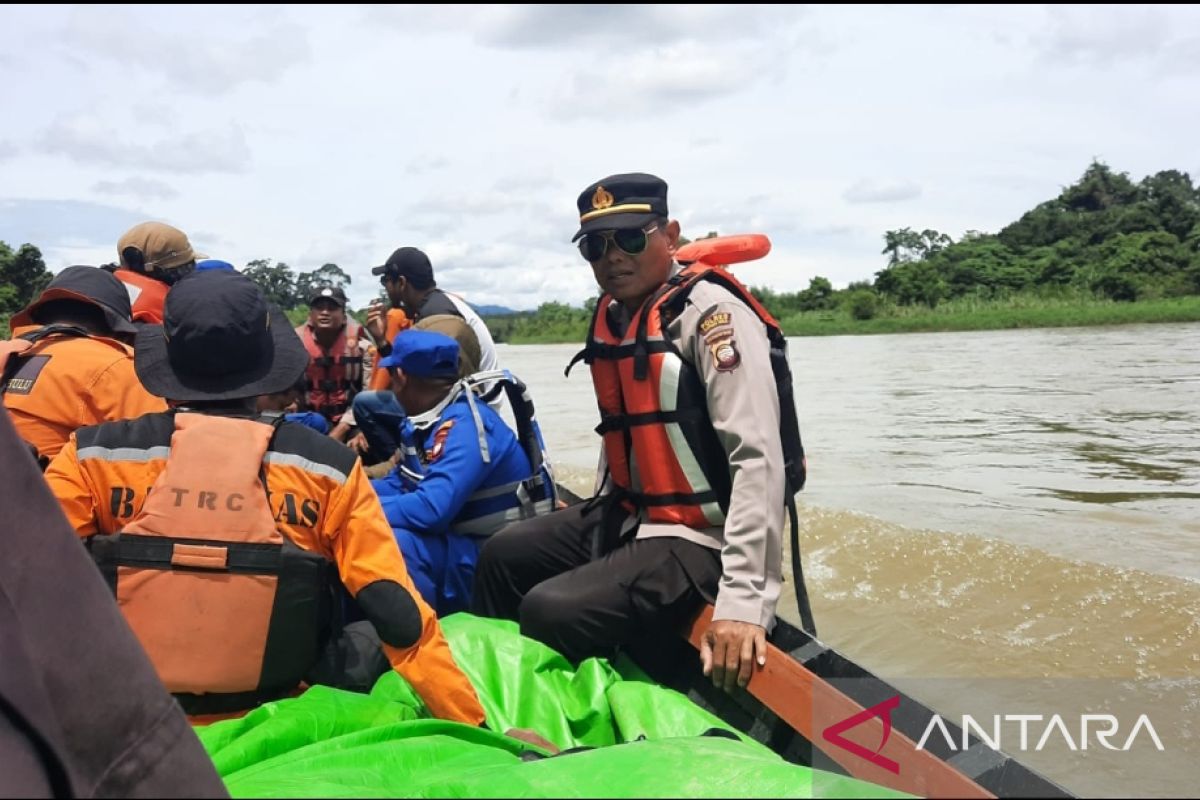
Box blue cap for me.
[378,329,460,379]
[195,259,236,272]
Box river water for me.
[497,322,1200,798]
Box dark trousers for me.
[471,500,721,677]
[305,621,392,694]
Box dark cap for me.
[572,172,669,241]
[308,285,347,307]
[371,247,434,282]
[378,329,459,379]
[133,270,309,402]
[11,265,138,335]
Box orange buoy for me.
[675,233,771,266]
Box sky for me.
[2,4,1199,311]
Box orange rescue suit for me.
[0,324,165,461]
[44,411,486,725]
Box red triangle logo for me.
[821,695,901,774]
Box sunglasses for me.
[578,224,658,263]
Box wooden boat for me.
[676,604,1073,798]
[556,484,1072,798]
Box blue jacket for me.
[371,373,556,536]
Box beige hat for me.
[414,314,482,378]
[117,221,198,273]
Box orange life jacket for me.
[367,309,413,390]
[297,322,365,422]
[575,259,807,528]
[87,413,337,716]
[112,269,169,325]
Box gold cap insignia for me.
[591,185,614,211]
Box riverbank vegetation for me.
[484,161,1200,342]
[3,162,1199,342]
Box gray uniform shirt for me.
[598,273,785,629]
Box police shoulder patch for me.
[698,310,732,337]
[709,338,741,372]
[424,420,455,463]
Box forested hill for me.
[870,161,1200,307]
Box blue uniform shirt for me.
[372,394,532,535]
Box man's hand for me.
[347,432,369,455]
[328,420,353,443]
[504,727,560,754]
[365,300,387,343]
[699,619,767,693]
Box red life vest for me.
[112,269,169,325]
[87,413,337,716]
[296,322,365,423]
[578,260,806,528]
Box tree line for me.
[5,162,1200,341]
[0,253,362,337]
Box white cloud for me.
[1,4,1198,308]
[39,115,252,174]
[60,6,311,95]
[550,44,773,119]
[92,177,180,202]
[843,180,923,204]
[405,156,451,176]
[368,5,805,49]
[1037,7,1169,65]
[0,199,149,253]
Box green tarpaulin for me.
[197,614,905,798]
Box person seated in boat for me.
[294,285,365,429]
[43,270,487,726]
[257,374,331,435]
[1,265,165,467]
[473,172,805,693]
[369,247,505,408]
[345,313,484,471]
[112,221,201,324]
[370,329,557,615]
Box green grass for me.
[777,294,1200,337]
[7,295,1200,345]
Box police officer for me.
[44,271,486,726]
[473,173,793,693]
[371,330,556,615]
